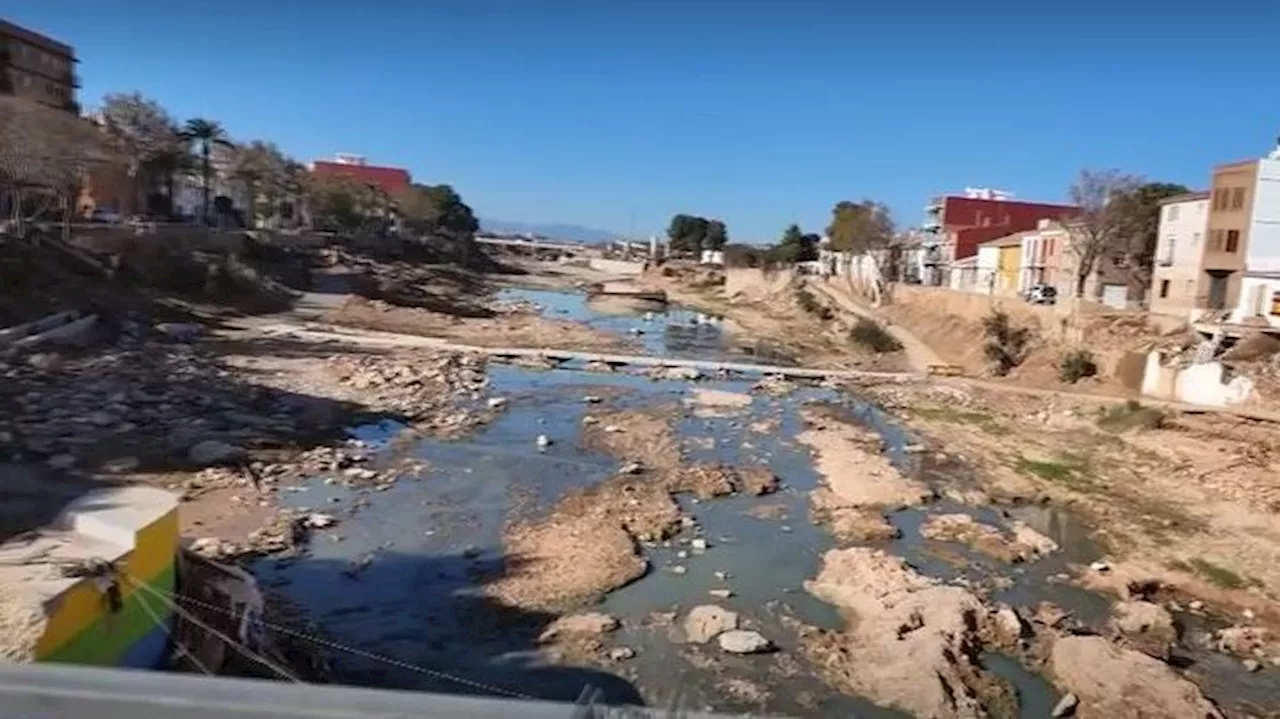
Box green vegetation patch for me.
[912,405,1006,434]
[1014,451,1092,488]
[849,317,903,353]
[1170,557,1262,590]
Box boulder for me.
[1110,600,1177,659]
[538,612,620,642]
[1049,635,1223,719]
[718,630,772,654]
[683,605,739,644]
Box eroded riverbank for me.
[222,285,1279,717]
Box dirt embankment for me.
[637,262,910,372]
[863,379,1280,640]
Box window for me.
[1231,187,1246,210]
[1226,229,1240,253]
[1212,188,1225,210]
[1160,280,1170,298]
[1209,230,1224,251]
[1167,205,1179,222]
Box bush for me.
[981,310,1031,376]
[1098,400,1166,432]
[794,286,833,320]
[850,317,903,353]
[1058,348,1099,383]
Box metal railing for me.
[0,662,739,719]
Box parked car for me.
[1024,284,1058,305]
[89,208,123,224]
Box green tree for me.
[1110,181,1191,299]
[666,213,703,255]
[704,219,728,252]
[773,224,820,263]
[181,117,234,222]
[227,140,287,228]
[397,183,479,239]
[304,174,365,232]
[825,200,894,254]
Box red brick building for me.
[308,154,411,195]
[920,190,1077,285]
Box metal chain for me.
[126,573,538,701]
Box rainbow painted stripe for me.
[33,488,180,669]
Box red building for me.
[920,190,1077,285]
[309,154,411,195]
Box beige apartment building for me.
[1148,191,1210,316]
[0,18,78,111]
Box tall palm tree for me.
[181,118,233,223]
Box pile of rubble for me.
[0,322,334,472]
[324,351,491,435]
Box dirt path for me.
[806,279,943,372]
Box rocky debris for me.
[486,397,507,409]
[1214,625,1271,658]
[718,630,772,654]
[608,646,636,661]
[535,434,551,450]
[583,360,615,373]
[1242,658,1261,672]
[303,513,338,529]
[1049,635,1223,719]
[649,365,701,381]
[708,589,733,599]
[800,548,1001,718]
[665,463,778,499]
[619,461,644,475]
[155,322,205,341]
[537,612,619,642]
[187,440,247,467]
[796,413,930,509]
[810,491,901,542]
[752,375,798,397]
[991,605,1030,646]
[326,351,489,433]
[485,473,681,610]
[1090,560,1112,573]
[689,388,752,417]
[683,605,740,644]
[1010,521,1059,556]
[921,513,1052,563]
[1051,692,1079,718]
[1109,601,1177,660]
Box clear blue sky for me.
[8,1,1279,241]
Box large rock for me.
[1109,601,1177,659]
[718,630,772,654]
[1050,635,1223,719]
[802,548,996,718]
[538,612,619,642]
[683,604,739,644]
[187,440,246,466]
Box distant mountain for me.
[479,218,623,244]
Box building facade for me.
[919,188,1077,286]
[1018,219,1069,293]
[309,154,412,196]
[0,19,78,112]
[1148,192,1209,317]
[1223,147,1280,327]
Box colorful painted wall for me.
[5,486,180,668]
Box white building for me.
[1225,147,1280,327]
[1148,192,1210,317]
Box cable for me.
[132,580,216,677]
[127,573,537,701]
[123,575,304,684]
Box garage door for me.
[1101,284,1127,309]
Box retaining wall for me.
[1141,352,1256,408]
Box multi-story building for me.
[919,188,1077,285]
[974,233,1024,295]
[309,154,411,196]
[0,18,78,112]
[1148,192,1210,317]
[1018,219,1070,293]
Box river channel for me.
[257,286,1271,717]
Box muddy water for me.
[262,287,1271,717]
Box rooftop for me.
[1158,191,1210,205]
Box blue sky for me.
[8,1,1279,241]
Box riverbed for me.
[258,286,1275,717]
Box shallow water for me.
[260,288,1273,716]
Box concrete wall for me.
[587,258,644,276]
[1229,275,1280,327]
[1246,158,1280,273]
[1141,351,1256,407]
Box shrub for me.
[981,310,1031,376]
[794,286,833,320]
[1058,348,1099,383]
[1098,400,1166,432]
[850,317,903,353]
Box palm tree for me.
[181,118,233,223]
